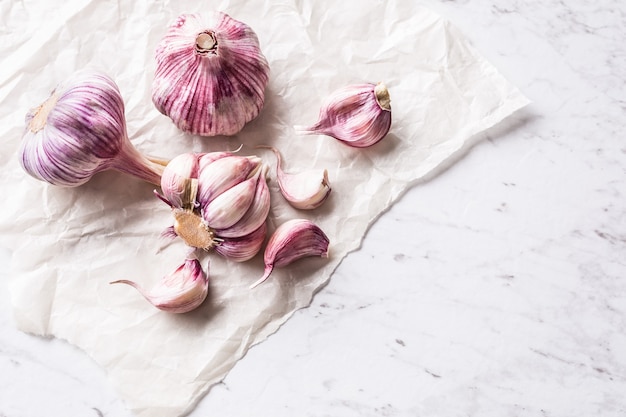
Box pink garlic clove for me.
[110,257,208,313]
[196,155,261,208]
[214,222,267,262]
[294,82,392,148]
[202,169,260,230]
[250,219,330,289]
[160,152,200,210]
[215,164,270,238]
[260,146,331,210]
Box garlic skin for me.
[294,82,392,148]
[250,219,330,289]
[110,257,208,313]
[152,12,270,136]
[156,152,271,261]
[19,69,165,187]
[261,146,331,210]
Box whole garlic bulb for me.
[19,69,165,187]
[152,12,270,137]
[155,151,271,262]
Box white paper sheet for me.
[0,0,529,416]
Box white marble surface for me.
[1,0,625,416]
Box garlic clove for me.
[152,12,270,136]
[20,69,165,186]
[294,82,392,148]
[214,222,267,262]
[197,155,261,208]
[261,146,331,210]
[215,164,270,238]
[110,257,208,313]
[202,169,259,230]
[249,219,329,289]
[198,151,235,167]
[160,152,200,210]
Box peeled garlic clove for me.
[250,219,329,289]
[152,12,270,136]
[215,164,270,238]
[110,258,208,313]
[294,82,391,148]
[197,154,261,206]
[215,222,267,262]
[262,146,331,210]
[20,69,165,187]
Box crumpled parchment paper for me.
[0,0,529,416]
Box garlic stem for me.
[195,31,217,53]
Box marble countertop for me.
[1,1,625,416]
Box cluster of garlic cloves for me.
[250,219,330,289]
[156,151,270,261]
[19,69,166,187]
[295,82,392,148]
[152,12,270,136]
[259,146,331,210]
[110,257,208,314]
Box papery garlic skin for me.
[110,257,208,313]
[20,69,165,187]
[156,151,270,261]
[294,82,392,148]
[250,219,330,288]
[152,12,270,136]
[261,146,331,210]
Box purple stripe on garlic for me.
[19,69,166,187]
[152,12,270,136]
[295,82,392,148]
[250,219,330,289]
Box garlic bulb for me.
[156,151,271,261]
[152,12,270,136]
[260,146,331,210]
[110,257,208,313]
[19,69,166,187]
[250,219,330,288]
[295,82,392,148]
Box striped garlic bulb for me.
[152,12,270,137]
[19,69,165,187]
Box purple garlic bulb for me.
[156,151,271,262]
[19,69,165,187]
[152,12,270,137]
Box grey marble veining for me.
[1,1,626,416]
